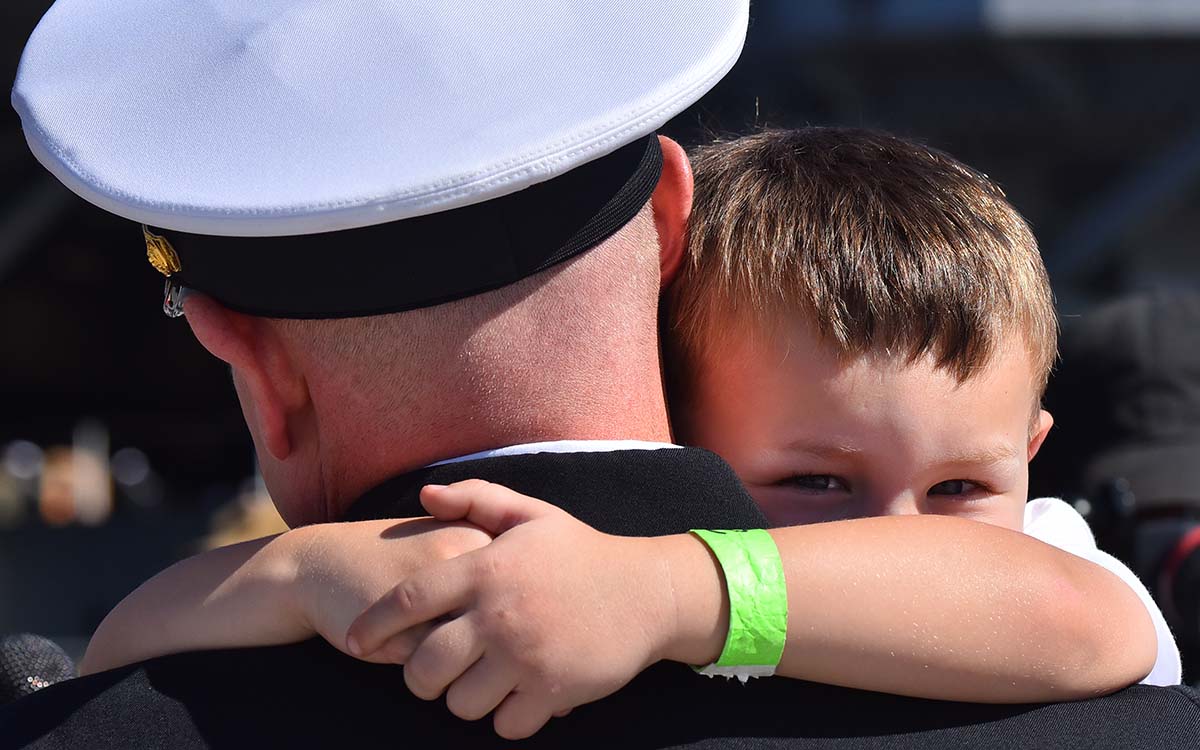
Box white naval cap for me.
[14,0,748,236]
[13,0,748,317]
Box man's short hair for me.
[669,127,1058,397]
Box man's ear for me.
[651,135,694,287]
[183,292,306,462]
[1027,409,1054,462]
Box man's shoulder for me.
[0,639,495,749]
[350,446,768,535]
[1,639,537,748]
[5,640,1199,750]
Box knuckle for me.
[390,580,420,613]
[403,661,440,701]
[479,602,518,642]
[523,654,558,690]
[494,716,524,741]
[479,601,543,657]
[445,687,488,721]
[494,708,540,741]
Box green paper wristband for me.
[689,529,788,680]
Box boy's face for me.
[680,319,1053,531]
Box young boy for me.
[80,128,1180,740]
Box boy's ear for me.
[651,135,693,287]
[182,292,307,462]
[1027,409,1054,462]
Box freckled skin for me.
[679,319,1052,531]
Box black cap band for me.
[160,135,663,319]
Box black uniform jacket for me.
[2,448,1198,749]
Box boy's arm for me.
[81,533,303,675]
[80,518,491,675]
[347,481,1158,740]
[680,515,1158,699]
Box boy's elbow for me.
[1090,596,1156,695]
[78,632,113,677]
[1039,566,1156,698]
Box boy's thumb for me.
[420,480,559,535]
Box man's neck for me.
[318,391,673,520]
[299,236,674,519]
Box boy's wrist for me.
[654,533,730,667]
[270,525,321,633]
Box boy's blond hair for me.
[669,127,1057,399]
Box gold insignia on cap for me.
[143,225,181,277]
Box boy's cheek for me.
[942,495,1026,532]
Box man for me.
[2,1,1198,748]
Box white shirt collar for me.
[431,439,681,467]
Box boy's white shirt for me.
[1024,497,1182,686]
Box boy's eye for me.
[927,479,981,496]
[782,475,848,492]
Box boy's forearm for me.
[81,532,308,675]
[657,515,1156,702]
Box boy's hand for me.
[80,516,495,676]
[345,481,680,740]
[286,517,493,663]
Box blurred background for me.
[2,0,1199,679]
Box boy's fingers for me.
[348,623,431,665]
[373,623,433,665]
[445,655,520,721]
[404,617,485,701]
[493,691,555,741]
[347,557,475,656]
[420,480,560,535]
